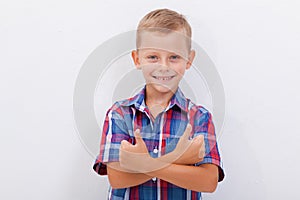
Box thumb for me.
[133,129,143,144]
[181,124,192,140]
[120,139,131,150]
[192,134,204,142]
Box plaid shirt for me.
[93,86,224,200]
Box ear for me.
[131,50,141,69]
[186,50,195,70]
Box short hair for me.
[136,8,192,50]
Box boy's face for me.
[132,30,195,94]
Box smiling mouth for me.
[152,75,175,81]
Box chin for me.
[148,83,177,94]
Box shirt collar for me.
[120,85,189,113]
[169,87,189,112]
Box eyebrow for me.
[140,49,181,54]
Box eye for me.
[147,55,157,59]
[170,55,181,61]
[146,55,158,62]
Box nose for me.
[158,57,170,71]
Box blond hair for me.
[136,8,192,50]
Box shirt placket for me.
[134,104,168,200]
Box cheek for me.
[141,64,157,73]
[172,65,186,76]
[141,67,154,79]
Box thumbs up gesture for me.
[172,124,205,165]
[119,124,205,173]
[119,129,154,173]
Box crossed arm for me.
[106,125,219,192]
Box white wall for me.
[1,0,300,199]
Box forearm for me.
[107,162,152,189]
[146,163,219,192]
[106,153,175,189]
[108,138,218,191]
[107,161,218,192]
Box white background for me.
[1,0,300,199]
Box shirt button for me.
[153,148,158,153]
[152,177,157,181]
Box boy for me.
[93,8,224,200]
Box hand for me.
[119,129,155,173]
[172,124,205,165]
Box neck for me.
[145,85,177,108]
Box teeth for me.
[154,76,173,80]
